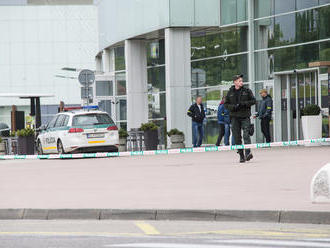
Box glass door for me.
[280,70,318,141]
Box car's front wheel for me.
[57,140,66,154]
[37,140,43,155]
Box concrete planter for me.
[144,130,158,151]
[302,115,322,146]
[170,134,185,149]
[17,136,35,155]
[0,142,5,155]
[119,138,127,152]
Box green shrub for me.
[140,122,159,131]
[16,128,35,137]
[10,131,16,137]
[167,128,184,137]
[119,128,128,138]
[0,137,2,143]
[302,104,321,116]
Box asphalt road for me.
[0,220,329,248]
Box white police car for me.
[36,106,119,154]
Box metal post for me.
[295,73,299,140]
[286,75,291,141]
[30,97,35,116]
[35,97,41,129]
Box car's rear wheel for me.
[37,140,43,155]
[57,140,66,154]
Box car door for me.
[42,115,59,154]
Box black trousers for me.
[231,117,251,155]
[260,117,271,143]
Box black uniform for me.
[257,95,273,143]
[224,85,256,157]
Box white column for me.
[95,55,102,73]
[102,49,110,73]
[125,39,148,130]
[165,28,192,146]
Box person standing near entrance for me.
[254,89,273,143]
[187,96,206,147]
[224,74,256,163]
[216,96,231,146]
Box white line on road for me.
[214,239,330,247]
[105,244,255,248]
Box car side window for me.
[63,115,69,126]
[47,116,58,129]
[55,115,66,128]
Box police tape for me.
[0,138,329,160]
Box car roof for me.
[58,110,109,116]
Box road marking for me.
[0,231,144,237]
[134,221,160,235]
[106,244,252,248]
[215,239,330,247]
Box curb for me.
[0,209,329,224]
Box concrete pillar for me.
[102,49,110,73]
[125,39,148,130]
[165,28,192,146]
[95,55,102,73]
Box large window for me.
[96,81,113,97]
[147,39,165,66]
[191,26,248,60]
[114,46,125,71]
[115,72,126,96]
[191,54,248,87]
[254,0,329,18]
[254,7,328,50]
[255,41,326,80]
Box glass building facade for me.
[95,0,330,146]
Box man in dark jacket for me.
[255,89,273,143]
[187,96,206,147]
[216,96,231,146]
[224,74,256,163]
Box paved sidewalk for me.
[0,146,329,211]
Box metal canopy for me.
[0,93,54,99]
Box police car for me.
[36,106,119,154]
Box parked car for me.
[36,106,119,154]
[0,123,10,137]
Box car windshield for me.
[72,113,114,126]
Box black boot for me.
[238,150,245,163]
[245,149,253,161]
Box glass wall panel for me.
[275,0,295,15]
[148,93,166,119]
[318,6,330,40]
[114,46,125,71]
[147,39,165,66]
[191,26,248,60]
[319,0,330,4]
[256,41,328,80]
[115,72,126,96]
[191,54,248,87]
[116,98,127,121]
[254,0,273,18]
[296,0,318,10]
[147,66,165,93]
[96,81,113,96]
[221,0,247,25]
[320,41,330,61]
[255,8,322,50]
